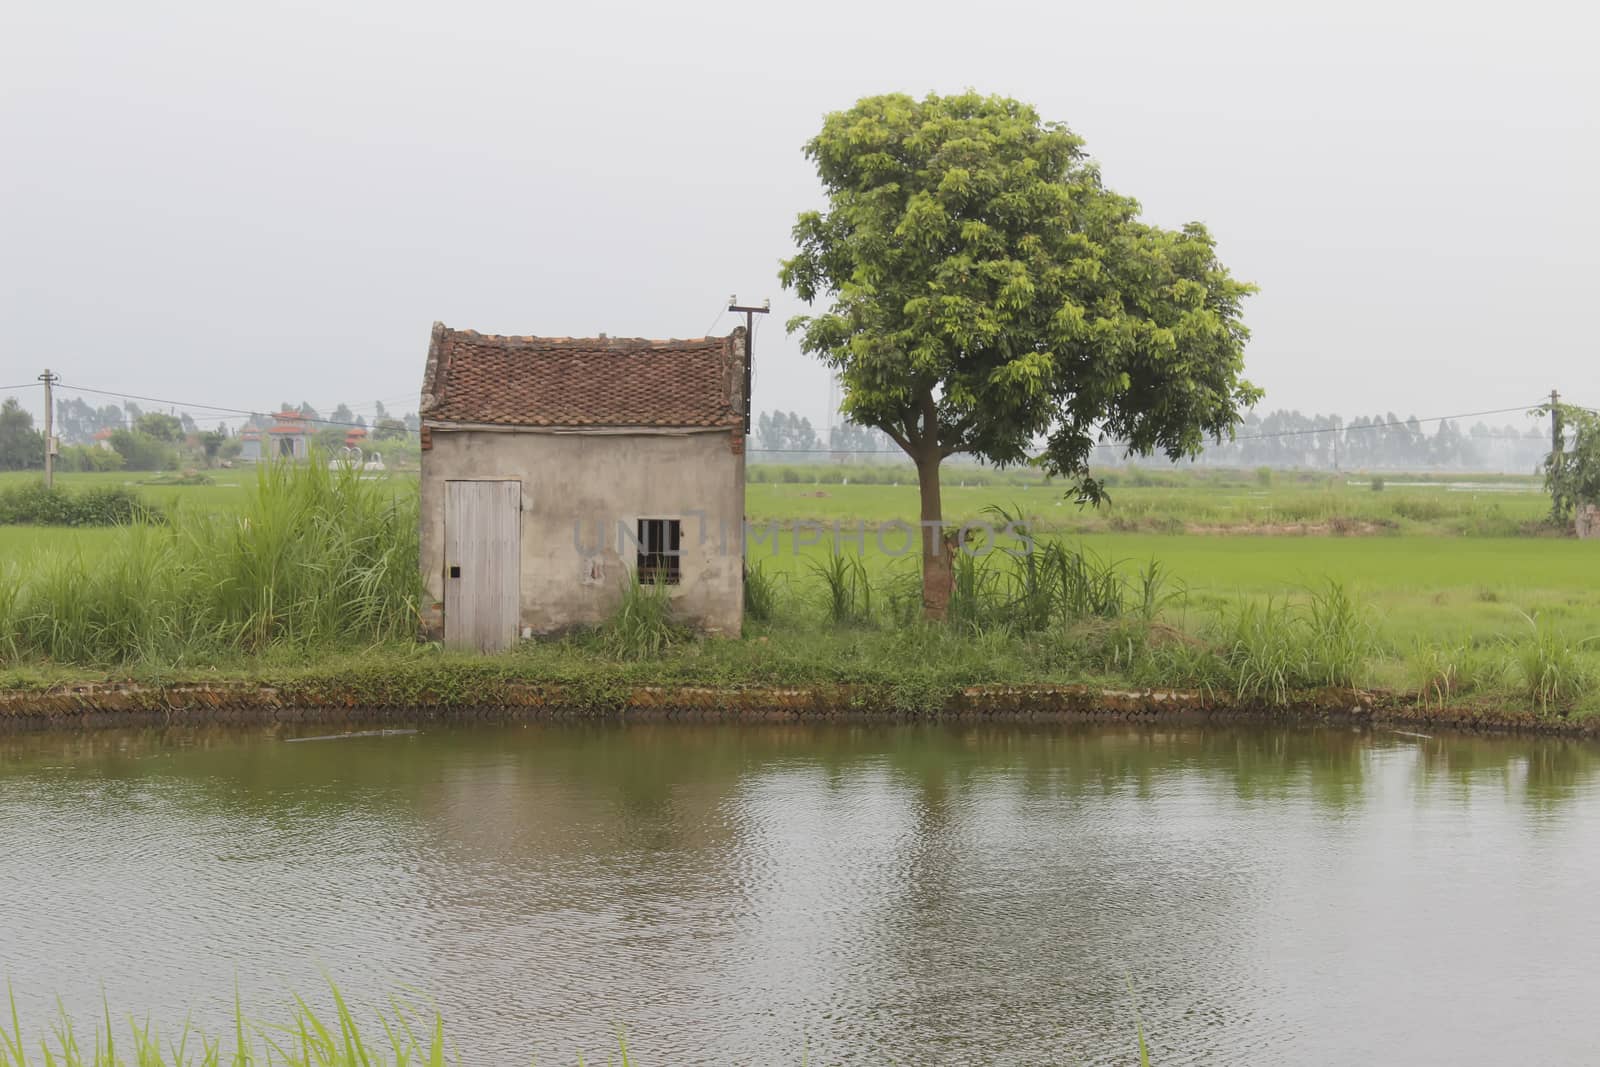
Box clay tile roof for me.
[419,323,747,429]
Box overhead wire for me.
[52,382,419,435]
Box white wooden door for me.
[444,480,522,651]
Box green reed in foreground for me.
[0,983,1151,1065]
[2,983,459,1067]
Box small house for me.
[417,322,747,650]
[92,428,115,451]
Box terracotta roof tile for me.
[420,324,746,429]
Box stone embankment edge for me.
[0,682,1589,737]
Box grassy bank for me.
[1,598,1594,725]
[1,467,1594,720]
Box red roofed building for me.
[265,410,311,461]
[92,428,116,451]
[418,322,747,648]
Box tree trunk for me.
[916,451,951,620]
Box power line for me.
[52,382,419,435]
[0,382,41,392]
[703,298,729,338]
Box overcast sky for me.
[2,0,1594,434]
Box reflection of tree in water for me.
[1413,734,1600,809]
[7,719,1598,819]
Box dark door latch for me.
[449,565,462,578]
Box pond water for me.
[2,720,1598,1065]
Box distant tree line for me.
[753,410,898,456]
[752,406,1549,473]
[1109,409,1551,473]
[0,395,421,474]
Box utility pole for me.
[728,295,770,434]
[1550,389,1563,454]
[38,369,58,489]
[1550,388,1563,523]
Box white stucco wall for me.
[420,427,745,638]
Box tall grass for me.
[961,507,1181,635]
[601,572,685,659]
[1131,581,1377,704]
[0,462,420,666]
[1406,640,1507,709]
[742,561,781,623]
[807,553,873,626]
[1512,614,1595,713]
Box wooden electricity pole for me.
[39,368,58,488]
[728,296,770,434]
[1550,388,1563,523]
[1550,389,1563,453]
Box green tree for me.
[199,430,227,466]
[109,430,178,471]
[0,398,44,470]
[1540,403,1600,524]
[313,426,348,453]
[134,412,183,443]
[373,417,408,441]
[781,92,1259,616]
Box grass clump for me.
[1512,614,1595,713]
[600,573,687,660]
[742,561,781,623]
[808,553,873,626]
[1406,640,1508,709]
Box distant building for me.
[238,424,264,462]
[417,322,748,650]
[265,410,312,461]
[92,428,115,451]
[344,425,369,450]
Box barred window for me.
[636,518,681,584]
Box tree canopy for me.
[780,91,1258,615]
[1541,403,1600,523]
[0,398,44,471]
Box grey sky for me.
[3,0,1594,436]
